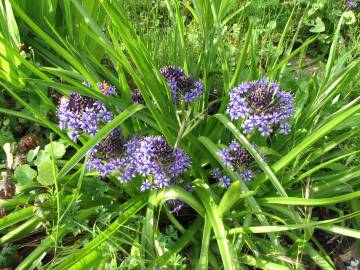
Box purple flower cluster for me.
[226,78,294,136]
[123,136,191,190]
[346,0,358,9]
[87,129,124,176]
[213,168,231,188]
[58,81,116,142]
[87,134,191,191]
[160,66,204,104]
[219,140,256,182]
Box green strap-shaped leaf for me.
[194,180,236,270]
[259,190,360,205]
[253,102,360,188]
[0,207,34,231]
[229,210,360,234]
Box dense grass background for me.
[0,0,360,269]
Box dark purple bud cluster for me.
[87,134,191,191]
[226,78,294,136]
[128,79,145,105]
[219,140,257,182]
[160,66,204,104]
[346,0,358,9]
[131,88,145,104]
[58,81,116,142]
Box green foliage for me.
[36,159,57,186]
[0,0,359,269]
[14,164,37,184]
[0,244,18,268]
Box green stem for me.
[197,214,211,270]
[141,190,157,261]
[194,180,236,270]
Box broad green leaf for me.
[34,150,51,166]
[309,17,325,33]
[14,164,37,185]
[194,180,235,270]
[239,254,292,270]
[259,190,360,206]
[0,206,34,231]
[44,141,66,159]
[26,146,40,162]
[37,159,57,186]
[343,11,356,25]
[319,225,360,239]
[229,210,360,234]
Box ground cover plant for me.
[0,0,360,269]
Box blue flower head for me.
[160,66,204,104]
[226,78,294,136]
[57,81,116,142]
